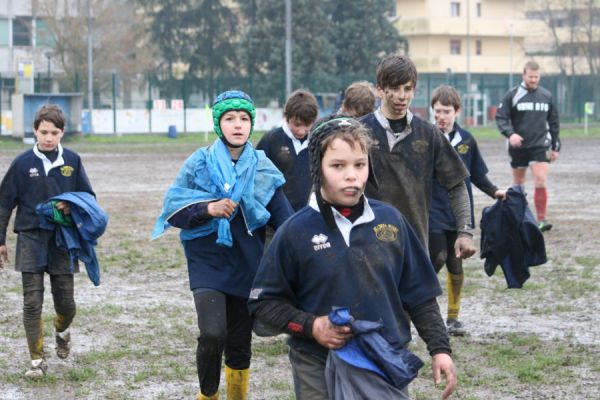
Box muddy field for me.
[0,136,599,399]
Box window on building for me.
[476,3,482,17]
[36,18,54,47]
[451,2,461,17]
[450,39,461,55]
[476,39,482,55]
[13,16,32,46]
[0,19,9,46]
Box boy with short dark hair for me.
[0,104,95,378]
[249,116,456,400]
[256,89,318,211]
[430,85,506,336]
[360,54,476,259]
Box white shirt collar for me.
[33,143,65,176]
[282,121,309,155]
[443,129,462,147]
[374,108,414,149]
[308,192,376,246]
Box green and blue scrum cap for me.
[212,90,256,137]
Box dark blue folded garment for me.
[329,307,423,390]
[36,192,108,286]
[480,185,546,288]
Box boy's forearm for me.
[249,298,316,339]
[407,299,451,356]
[0,207,12,245]
[448,182,473,233]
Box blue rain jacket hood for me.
[36,191,108,286]
[329,308,424,390]
[152,139,285,246]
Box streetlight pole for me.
[509,23,514,88]
[87,0,94,135]
[285,0,292,97]
[45,51,52,92]
[466,0,471,126]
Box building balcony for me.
[412,54,527,74]
[396,16,528,38]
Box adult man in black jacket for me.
[495,61,560,232]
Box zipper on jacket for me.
[239,204,253,236]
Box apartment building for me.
[393,0,528,75]
[0,0,59,91]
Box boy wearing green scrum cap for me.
[153,90,293,400]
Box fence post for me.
[112,72,117,135]
[182,75,187,133]
[0,72,3,136]
[147,74,152,134]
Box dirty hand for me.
[494,189,507,200]
[454,235,476,259]
[55,201,71,215]
[550,151,559,162]
[432,353,457,399]
[508,133,523,148]
[0,245,8,270]
[208,199,238,219]
[312,315,353,349]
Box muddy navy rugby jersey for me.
[250,198,441,359]
[496,84,560,151]
[0,146,94,234]
[360,112,468,245]
[256,127,312,211]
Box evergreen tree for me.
[137,0,238,97]
[330,0,402,76]
[237,0,337,100]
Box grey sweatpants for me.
[289,348,410,400]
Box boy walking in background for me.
[0,104,95,378]
[257,89,318,211]
[430,85,506,336]
[338,81,376,118]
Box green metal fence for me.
[0,71,598,132]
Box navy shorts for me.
[508,147,551,168]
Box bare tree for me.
[34,0,156,106]
[530,0,600,118]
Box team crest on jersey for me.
[411,140,429,153]
[457,144,469,154]
[60,166,74,177]
[374,224,399,242]
[312,233,331,251]
[278,146,291,155]
[29,168,39,177]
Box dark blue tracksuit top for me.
[429,125,490,232]
[0,147,94,235]
[256,127,312,212]
[250,198,441,359]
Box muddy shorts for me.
[15,230,78,274]
[508,147,551,168]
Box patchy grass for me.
[1,137,599,399]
